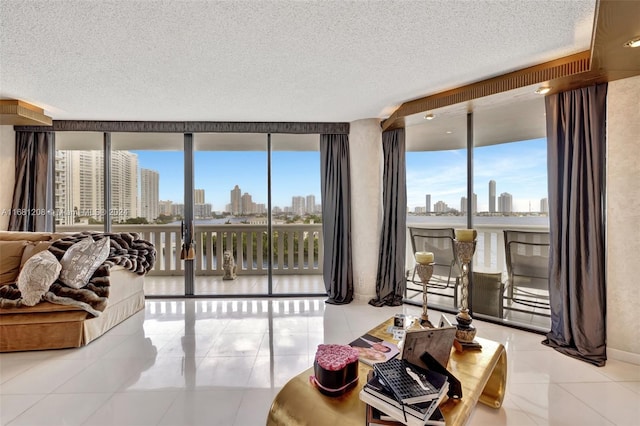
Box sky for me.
[406,138,548,212]
[134,137,547,213]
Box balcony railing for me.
[57,221,547,278]
[58,224,324,276]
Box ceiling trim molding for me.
[382,51,592,131]
[0,100,53,126]
[14,120,350,135]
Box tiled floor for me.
[1,298,638,426]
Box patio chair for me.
[503,230,550,315]
[407,227,460,306]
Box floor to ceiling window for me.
[193,133,269,296]
[54,132,105,232]
[271,134,323,295]
[404,85,551,332]
[110,133,185,296]
[52,128,326,298]
[472,91,550,331]
[405,111,468,313]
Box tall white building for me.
[434,201,448,213]
[460,193,478,214]
[489,180,496,213]
[140,168,159,222]
[241,192,254,214]
[230,185,241,215]
[425,194,431,213]
[498,192,513,213]
[55,150,137,224]
[306,195,316,214]
[540,197,549,214]
[292,196,305,216]
[194,189,205,204]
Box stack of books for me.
[359,358,449,426]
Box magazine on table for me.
[348,333,400,366]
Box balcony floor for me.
[144,274,327,297]
[145,275,551,331]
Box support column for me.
[349,119,383,301]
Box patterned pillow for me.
[17,250,62,306]
[59,237,110,289]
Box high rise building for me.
[540,197,549,213]
[194,189,205,204]
[498,192,513,213]
[241,192,254,214]
[306,195,316,214]
[460,193,477,214]
[230,185,241,215]
[425,194,431,213]
[140,168,159,222]
[159,200,173,216]
[292,196,305,215]
[489,180,496,213]
[434,201,448,213]
[111,150,138,222]
[54,150,137,224]
[194,203,212,218]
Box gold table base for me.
[266,317,507,426]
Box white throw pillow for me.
[59,237,111,289]
[17,250,62,306]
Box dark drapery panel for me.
[9,131,54,232]
[542,83,607,366]
[320,134,353,304]
[370,128,406,307]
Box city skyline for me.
[55,137,547,218]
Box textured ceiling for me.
[0,0,596,122]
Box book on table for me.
[373,357,448,404]
[360,386,448,426]
[348,333,400,366]
[362,371,448,423]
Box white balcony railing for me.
[58,221,547,278]
[58,224,324,276]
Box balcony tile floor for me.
[1,298,638,426]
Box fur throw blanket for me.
[0,232,156,316]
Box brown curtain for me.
[542,83,607,366]
[320,134,353,304]
[370,128,406,307]
[9,131,54,232]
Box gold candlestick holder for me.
[454,239,477,343]
[415,262,435,327]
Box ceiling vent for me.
[0,100,52,126]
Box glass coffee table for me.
[266,317,507,426]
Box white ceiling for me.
[0,0,596,124]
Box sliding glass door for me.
[111,133,185,296]
[193,133,268,296]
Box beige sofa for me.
[0,231,153,352]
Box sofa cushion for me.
[20,241,54,268]
[59,237,110,289]
[0,241,29,284]
[17,250,62,306]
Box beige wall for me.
[606,75,640,362]
[349,119,383,301]
[0,125,16,230]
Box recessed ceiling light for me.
[535,86,551,95]
[445,131,452,134]
[623,36,640,48]
[424,113,435,120]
